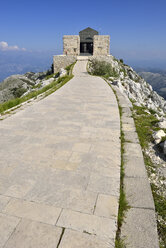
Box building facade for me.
[63,27,110,56]
[53,28,110,73]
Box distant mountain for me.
[0,50,60,82]
[136,69,166,100]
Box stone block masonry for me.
[63,35,80,56]
[93,35,110,56]
[53,55,77,73]
[62,29,110,56]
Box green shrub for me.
[45,72,60,80]
[66,62,76,75]
[132,105,159,148]
[161,136,166,142]
[32,83,42,89]
[90,60,119,78]
[149,108,157,115]
[13,88,27,98]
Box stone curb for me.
[111,85,159,248]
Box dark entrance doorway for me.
[80,42,93,54]
[79,27,98,55]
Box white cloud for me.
[0,41,26,51]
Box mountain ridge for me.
[137,70,166,100]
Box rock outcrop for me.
[0,74,34,103]
[0,66,69,104]
[89,55,166,114]
[0,71,52,103]
[152,130,166,144]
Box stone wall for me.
[53,55,77,73]
[62,34,110,56]
[93,35,110,56]
[63,36,80,56]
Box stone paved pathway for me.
[0,61,120,248]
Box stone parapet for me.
[53,55,77,73]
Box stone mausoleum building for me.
[63,27,110,56]
[53,27,110,73]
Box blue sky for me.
[0,0,166,69]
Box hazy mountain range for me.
[136,68,166,100]
[0,50,58,82]
[0,51,166,100]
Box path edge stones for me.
[110,84,159,248]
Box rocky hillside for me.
[0,71,46,103]
[0,67,66,104]
[89,56,166,114]
[89,55,166,156]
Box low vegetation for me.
[132,105,159,148]
[0,63,75,115]
[89,59,119,78]
[12,87,27,98]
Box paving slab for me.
[122,123,136,132]
[87,173,120,196]
[0,195,10,211]
[124,142,143,158]
[121,116,135,125]
[3,198,61,225]
[0,213,20,248]
[94,194,119,219]
[92,162,120,178]
[59,229,113,248]
[124,131,139,143]
[0,60,120,247]
[124,177,155,209]
[25,178,96,213]
[5,179,35,198]
[122,107,132,116]
[4,219,62,248]
[121,208,159,248]
[57,209,116,244]
[124,155,147,178]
